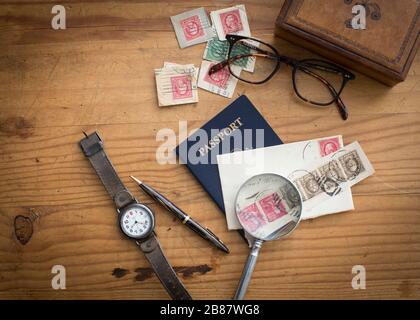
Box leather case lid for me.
[277,0,420,76]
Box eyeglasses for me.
[209,35,356,120]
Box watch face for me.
[119,204,154,239]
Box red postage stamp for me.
[258,193,287,222]
[219,9,243,35]
[203,63,230,89]
[170,75,193,100]
[319,137,340,157]
[238,203,266,232]
[180,15,204,41]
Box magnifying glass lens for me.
[235,174,302,240]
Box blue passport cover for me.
[175,95,283,214]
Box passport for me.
[175,95,283,227]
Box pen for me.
[130,176,230,254]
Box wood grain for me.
[0,0,419,300]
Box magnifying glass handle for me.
[233,239,264,300]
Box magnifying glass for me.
[233,173,303,300]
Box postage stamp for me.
[237,202,267,232]
[203,63,230,89]
[287,142,374,212]
[338,150,365,179]
[155,62,198,106]
[171,7,214,48]
[319,137,340,157]
[295,171,323,201]
[318,160,346,183]
[219,8,244,35]
[180,15,204,41]
[203,37,257,72]
[204,38,229,61]
[281,183,301,212]
[197,60,241,98]
[210,5,251,41]
[258,192,287,222]
[170,75,193,100]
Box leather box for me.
[275,0,420,86]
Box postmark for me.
[180,15,204,41]
[171,7,214,48]
[203,38,255,71]
[230,41,252,68]
[237,202,266,232]
[319,137,340,156]
[219,9,243,36]
[206,39,229,61]
[210,5,250,41]
[170,75,193,100]
[258,192,287,222]
[318,160,346,182]
[197,60,240,98]
[316,174,342,197]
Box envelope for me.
[216,135,354,230]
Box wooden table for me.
[1,0,419,300]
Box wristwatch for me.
[79,131,192,300]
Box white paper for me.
[217,136,355,230]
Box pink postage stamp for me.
[203,63,230,89]
[180,15,204,41]
[170,75,193,100]
[319,137,340,157]
[219,9,243,35]
[238,203,266,232]
[258,193,287,222]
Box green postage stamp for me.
[203,38,257,72]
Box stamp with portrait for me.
[338,150,365,179]
[219,9,244,35]
[197,60,241,98]
[203,63,230,89]
[210,5,251,41]
[170,75,193,100]
[258,192,287,222]
[295,171,323,201]
[237,202,267,232]
[171,7,215,48]
[318,160,347,183]
[180,15,205,41]
[319,137,340,157]
[155,62,198,106]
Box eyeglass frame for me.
[209,34,356,120]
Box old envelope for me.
[216,135,354,230]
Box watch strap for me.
[138,233,192,300]
[80,132,134,208]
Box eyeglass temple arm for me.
[300,67,349,120]
[302,63,354,79]
[208,53,268,75]
[209,39,281,75]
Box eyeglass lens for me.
[229,39,278,83]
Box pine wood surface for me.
[0,0,419,299]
